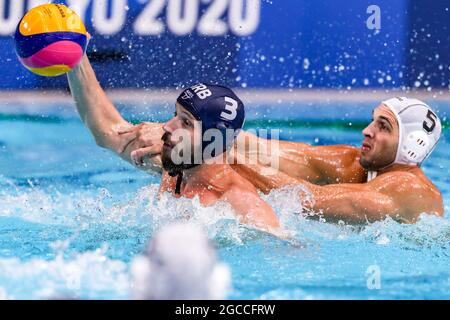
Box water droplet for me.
[303,58,310,70]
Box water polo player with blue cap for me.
[155,83,279,230]
[161,83,245,194]
[176,83,245,159]
[67,60,280,230]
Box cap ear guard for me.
[214,122,242,154]
[399,130,429,163]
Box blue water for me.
[0,101,449,300]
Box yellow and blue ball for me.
[14,4,87,77]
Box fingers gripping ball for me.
[14,4,87,77]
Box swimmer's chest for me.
[160,174,221,206]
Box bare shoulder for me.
[314,144,365,183]
[221,169,259,198]
[373,170,417,184]
[230,169,259,192]
[331,145,363,167]
[321,144,360,152]
[373,170,437,191]
[373,170,443,219]
[370,171,433,197]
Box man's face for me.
[161,103,202,172]
[360,104,399,170]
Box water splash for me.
[0,247,130,300]
[0,181,448,299]
[360,214,450,249]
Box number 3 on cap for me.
[221,97,238,120]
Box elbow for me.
[316,200,372,223]
[93,135,112,150]
[435,194,444,217]
[436,206,444,218]
[92,125,122,153]
[83,117,123,152]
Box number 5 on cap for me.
[423,110,437,133]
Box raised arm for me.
[67,55,130,152]
[233,131,366,185]
[221,181,280,231]
[126,125,367,187]
[67,55,163,171]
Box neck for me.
[183,162,231,180]
[169,152,232,195]
[375,163,417,175]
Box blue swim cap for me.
[176,83,245,157]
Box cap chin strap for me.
[168,163,199,195]
[168,123,239,195]
[366,156,418,182]
[367,170,378,182]
[366,157,419,182]
[172,171,184,195]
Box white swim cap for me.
[131,222,231,300]
[382,97,441,166]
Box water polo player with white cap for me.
[203,96,444,223]
[379,97,441,166]
[242,97,444,223]
[297,97,443,223]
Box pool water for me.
[0,101,449,299]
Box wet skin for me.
[67,56,279,231]
[121,105,444,224]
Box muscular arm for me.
[67,55,130,152]
[126,123,366,185]
[222,184,280,231]
[67,55,163,171]
[232,131,366,185]
[126,125,366,186]
[300,172,442,223]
